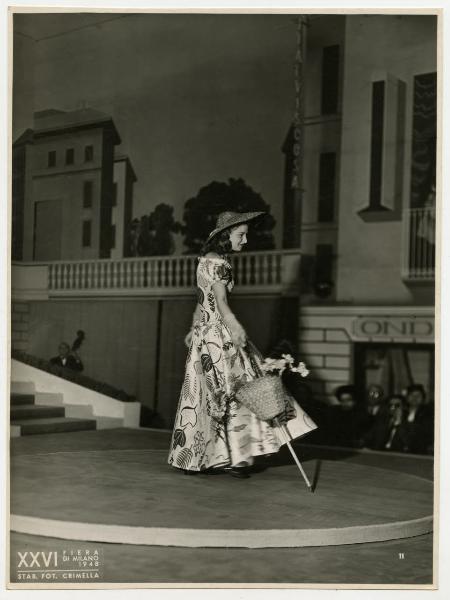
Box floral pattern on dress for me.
[168,256,317,471]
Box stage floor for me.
[9,428,435,585]
[10,428,433,549]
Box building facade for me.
[284,14,437,404]
[111,156,137,259]
[12,108,136,262]
[11,129,34,261]
[10,14,437,425]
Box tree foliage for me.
[182,178,276,254]
[127,203,182,256]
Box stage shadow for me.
[257,442,360,467]
[253,442,364,492]
[311,459,322,493]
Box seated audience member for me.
[365,384,386,416]
[404,384,434,454]
[362,395,410,452]
[359,384,387,438]
[328,385,367,447]
[50,342,84,372]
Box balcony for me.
[12,249,303,300]
[402,207,435,282]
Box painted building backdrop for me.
[11,13,437,424]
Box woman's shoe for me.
[225,467,251,479]
[183,469,199,475]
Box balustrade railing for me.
[402,207,436,281]
[44,250,300,296]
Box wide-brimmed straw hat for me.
[206,211,265,242]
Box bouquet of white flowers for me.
[260,353,310,377]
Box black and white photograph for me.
[5,4,441,589]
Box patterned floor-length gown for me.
[168,256,317,471]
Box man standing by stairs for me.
[50,342,84,372]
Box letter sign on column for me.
[353,317,434,341]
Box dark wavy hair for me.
[200,228,233,256]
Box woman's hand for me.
[230,321,247,348]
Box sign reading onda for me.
[353,316,434,341]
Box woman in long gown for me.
[168,211,317,477]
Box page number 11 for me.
[399,553,405,559]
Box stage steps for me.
[12,416,97,436]
[11,393,36,406]
[10,389,97,437]
[10,366,140,434]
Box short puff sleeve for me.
[209,260,233,291]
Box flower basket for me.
[235,374,294,421]
[235,354,314,492]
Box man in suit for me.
[362,385,434,454]
[365,384,385,417]
[362,395,410,452]
[404,384,434,454]
[50,342,84,372]
[358,384,387,441]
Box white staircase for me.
[10,363,140,438]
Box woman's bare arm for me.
[212,281,246,347]
[192,302,202,325]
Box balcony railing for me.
[12,250,303,300]
[402,207,435,281]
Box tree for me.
[148,203,182,255]
[182,178,276,254]
[126,204,181,257]
[127,218,142,257]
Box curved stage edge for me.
[10,513,433,549]
[10,447,434,549]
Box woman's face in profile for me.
[229,224,248,252]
